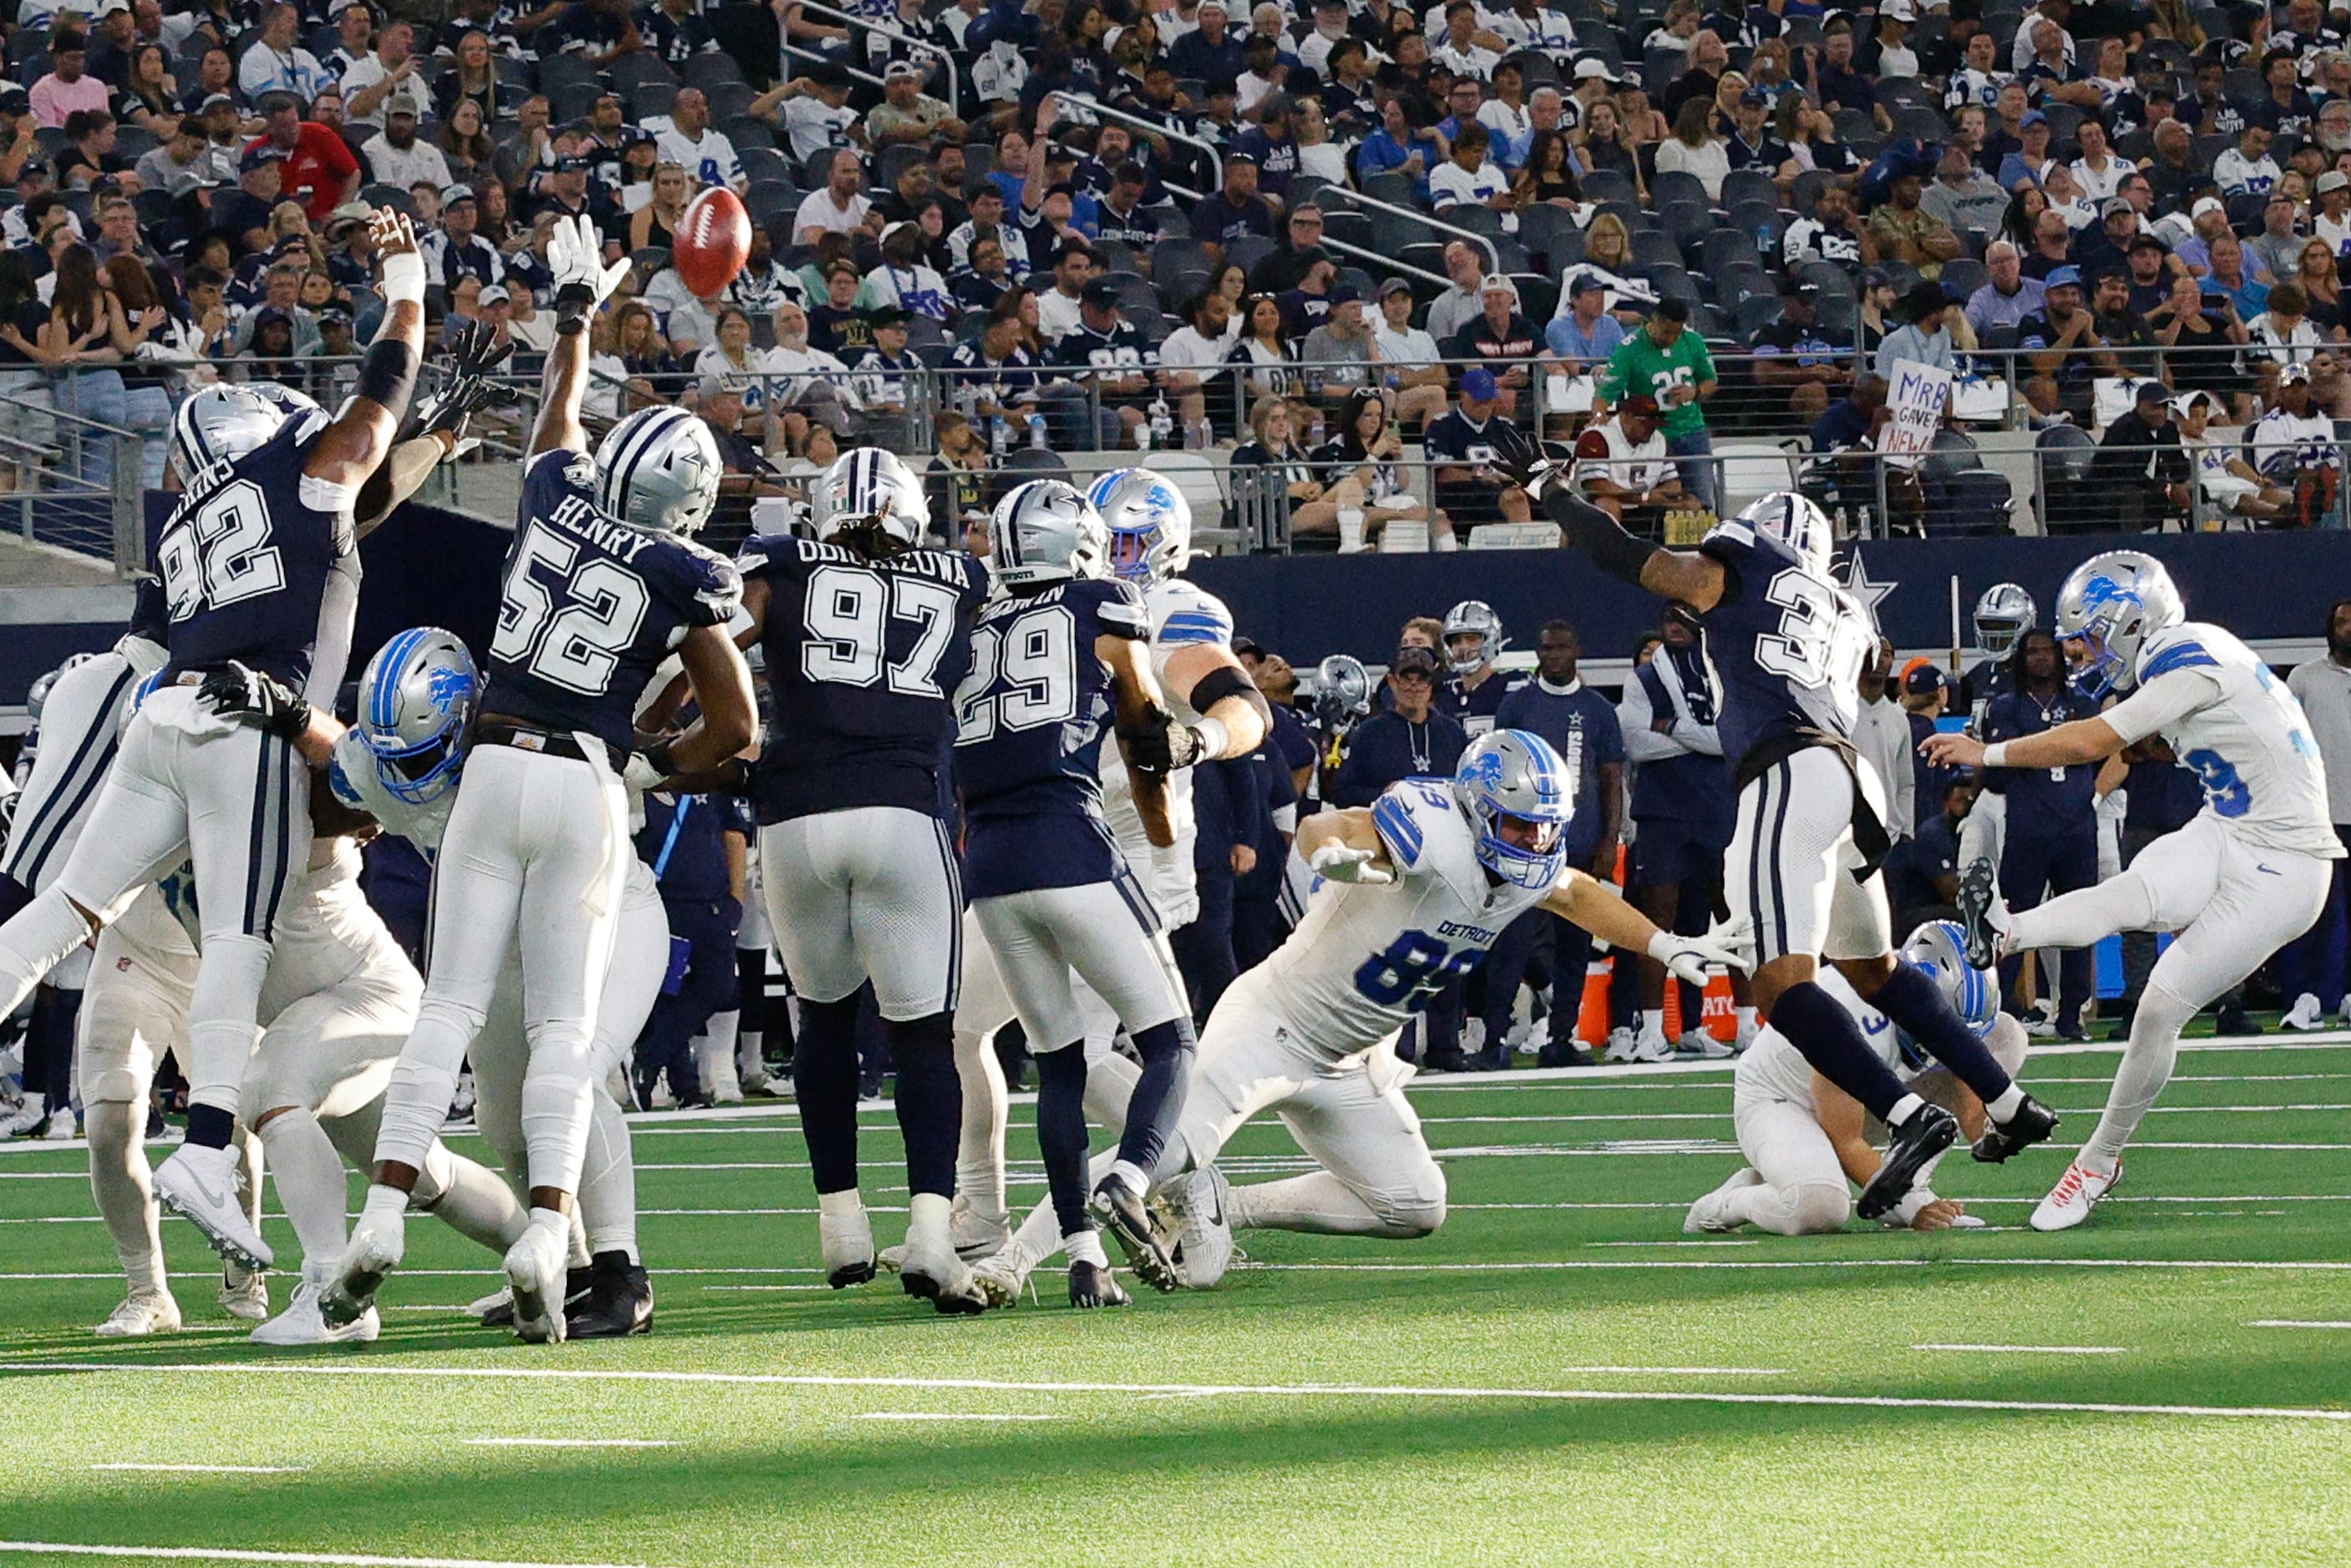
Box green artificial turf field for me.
[4,1030,2351,1568]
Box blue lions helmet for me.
[1452,729,1574,890]
[1087,468,1193,584]
[1892,920,1997,1070]
[356,628,478,806]
[2052,549,2184,700]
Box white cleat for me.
[0,1098,47,1141]
[968,1246,1035,1309]
[1163,1165,1234,1289]
[1602,1027,1639,1064]
[41,1104,77,1140]
[252,1266,379,1346]
[898,1231,988,1315]
[94,1291,182,1337]
[2285,993,2326,1031]
[1675,1028,1733,1060]
[153,1143,274,1270]
[2029,1158,2122,1232]
[219,1260,270,1323]
[1629,1023,1675,1064]
[949,1196,1011,1258]
[501,1224,570,1344]
[321,1206,405,1328]
[1684,1167,1763,1233]
[819,1204,877,1288]
[465,1286,512,1323]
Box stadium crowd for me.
[8,0,2351,542]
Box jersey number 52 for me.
[489,522,651,696]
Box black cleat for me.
[481,1264,592,1328]
[1067,1260,1130,1309]
[1857,1102,1958,1220]
[2217,1002,2258,1038]
[1971,1092,2060,1163]
[1090,1178,1178,1292]
[1470,1044,1514,1072]
[566,1251,654,1338]
[1954,857,2000,969]
[1537,1042,1595,1068]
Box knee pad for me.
[410,1139,457,1209]
[1374,1168,1448,1237]
[86,1068,145,1105]
[1787,1182,1853,1235]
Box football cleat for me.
[1629,1020,1675,1064]
[2030,1157,2122,1232]
[969,1247,1035,1309]
[819,1203,877,1288]
[566,1251,654,1338]
[219,1259,270,1322]
[94,1291,182,1338]
[1067,1260,1130,1309]
[897,1232,989,1315]
[1536,1039,1595,1068]
[2285,993,2326,1031]
[1953,858,2006,969]
[1675,1028,1733,1060]
[1160,1165,1234,1290]
[153,1144,274,1270]
[320,1205,405,1328]
[1857,1102,1958,1221]
[1090,1176,1178,1292]
[1971,1093,2060,1163]
[41,1103,77,1139]
[502,1223,570,1343]
[1683,1167,1763,1233]
[0,1098,44,1141]
[473,1267,592,1329]
[252,1265,379,1346]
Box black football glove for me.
[1486,419,1575,499]
[198,660,311,740]
[1122,706,1208,772]
[413,318,517,442]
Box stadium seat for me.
[629,79,677,120]
[1720,169,1779,212]
[611,53,678,93]
[1925,468,2014,535]
[1630,228,1683,271]
[1700,227,1759,278]
[1649,169,1710,211]
[1715,443,1801,511]
[1138,450,1227,531]
[685,53,747,89]
[1578,169,1637,206]
[708,80,758,121]
[722,116,776,153]
[550,82,602,123]
[739,145,791,186]
[1939,257,1989,300]
[1733,292,1781,339]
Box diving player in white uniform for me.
[0,211,430,1269]
[1686,922,2028,1236]
[978,730,1745,1300]
[1923,550,2343,1230]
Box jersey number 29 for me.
[155,479,284,622]
[954,604,1077,743]
[489,522,651,696]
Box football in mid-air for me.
[674,186,752,298]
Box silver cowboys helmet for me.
[593,406,722,536]
[989,479,1107,588]
[1973,583,2037,658]
[1314,654,1373,722]
[1453,728,1574,891]
[1442,599,1506,675]
[1730,491,1835,575]
[354,627,479,807]
[1087,468,1193,584]
[2053,549,2184,699]
[1894,919,1997,1070]
[815,447,931,547]
[168,384,292,487]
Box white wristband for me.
[1192,714,1230,759]
[1980,741,2009,768]
[378,250,427,308]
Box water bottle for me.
[1027,412,1048,449]
[1309,409,1325,448]
[1148,393,1173,447]
[991,415,1009,457]
[1757,223,1775,261]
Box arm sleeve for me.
[2100,666,2224,747]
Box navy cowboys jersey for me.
[953,576,1150,899]
[1044,321,1158,404]
[1438,670,1521,737]
[483,449,742,756]
[737,534,986,825]
[1695,518,1874,771]
[154,407,356,696]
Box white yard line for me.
[89,1464,307,1474]
[0,1545,651,1568]
[463,1439,673,1449]
[854,1412,1059,1423]
[0,1362,2339,1424]
[1913,1343,2128,1355]
[2248,1319,2351,1329]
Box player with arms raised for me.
[1923,551,2341,1228]
[955,480,1200,1304]
[325,216,754,1342]
[1504,429,2059,1219]
[0,210,430,1269]
[735,448,991,1311]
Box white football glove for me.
[548,215,629,312]
[1646,926,1751,989]
[1309,841,1392,885]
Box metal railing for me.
[796,0,960,127]
[0,387,144,574]
[1315,184,1502,274]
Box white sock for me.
[184,935,271,1113]
[1225,1172,1411,1237]
[84,1100,165,1295]
[578,1086,638,1262]
[1735,1006,1757,1030]
[1065,1228,1108,1268]
[1723,1180,1851,1236]
[1987,1084,2026,1121]
[1107,1158,1148,1197]
[819,1189,866,1220]
[373,1001,479,1170]
[2083,978,2199,1170]
[2007,867,2156,953]
[416,1141,529,1255]
[256,1108,350,1269]
[906,1190,951,1252]
[566,1206,591,1268]
[1641,1008,1664,1036]
[737,1028,764,1081]
[1887,1092,1927,1127]
[519,1031,595,1195]
[952,1026,1009,1226]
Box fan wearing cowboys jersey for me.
[735,445,993,1313]
[1952,583,2034,962]
[954,480,1200,1305]
[1044,279,1158,449]
[0,209,430,1271]
[325,215,754,1345]
[1508,426,2060,1220]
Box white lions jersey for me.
[2105,623,2343,861]
[1266,777,1557,1057]
[1097,577,1235,873]
[1735,969,1910,1105]
[329,731,452,857]
[154,833,413,1014]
